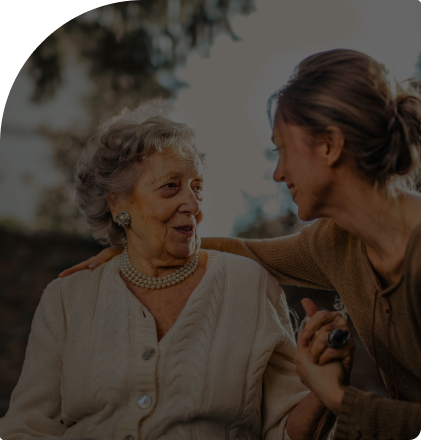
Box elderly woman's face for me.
[116,146,204,261]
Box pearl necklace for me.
[120,246,199,289]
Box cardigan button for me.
[142,348,156,360]
[123,436,134,440]
[138,394,152,408]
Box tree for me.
[26,0,255,234]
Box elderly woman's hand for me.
[300,298,355,378]
[58,246,124,278]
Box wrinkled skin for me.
[108,146,204,275]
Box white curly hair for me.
[75,100,206,246]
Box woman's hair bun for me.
[386,93,421,178]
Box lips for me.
[174,224,195,236]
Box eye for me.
[164,182,177,189]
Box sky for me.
[1,0,421,237]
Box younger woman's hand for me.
[294,333,346,415]
[300,298,355,379]
[58,246,124,278]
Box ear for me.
[107,193,119,219]
[323,126,345,167]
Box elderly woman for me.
[0,101,343,440]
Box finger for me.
[309,331,334,361]
[304,311,342,340]
[310,321,353,359]
[301,298,319,318]
[318,337,355,364]
[311,316,348,340]
[297,333,308,355]
[301,310,338,341]
[317,338,355,370]
[310,329,353,363]
[59,257,99,278]
[106,246,125,258]
[319,352,354,381]
[316,342,354,366]
[58,247,123,278]
[297,332,309,351]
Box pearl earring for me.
[115,211,131,227]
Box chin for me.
[170,238,200,260]
[297,206,317,222]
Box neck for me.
[125,242,199,278]
[319,179,421,275]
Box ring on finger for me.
[326,328,351,349]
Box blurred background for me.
[1,0,421,417]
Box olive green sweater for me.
[202,218,421,440]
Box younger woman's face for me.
[272,117,334,221]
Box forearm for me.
[286,392,336,440]
[201,232,334,290]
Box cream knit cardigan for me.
[0,250,309,440]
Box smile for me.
[174,224,195,236]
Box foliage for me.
[27,0,255,234]
[29,1,255,105]
[0,217,28,232]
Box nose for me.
[273,159,286,183]
[179,187,201,216]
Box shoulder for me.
[304,217,354,245]
[210,249,272,278]
[41,255,121,310]
[208,249,282,301]
[303,217,360,264]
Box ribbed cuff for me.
[334,386,363,440]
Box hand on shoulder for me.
[59,246,124,278]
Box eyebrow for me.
[153,171,203,185]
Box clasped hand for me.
[294,298,355,415]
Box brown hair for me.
[268,49,421,193]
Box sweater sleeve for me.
[201,219,335,290]
[0,279,67,439]
[335,386,421,440]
